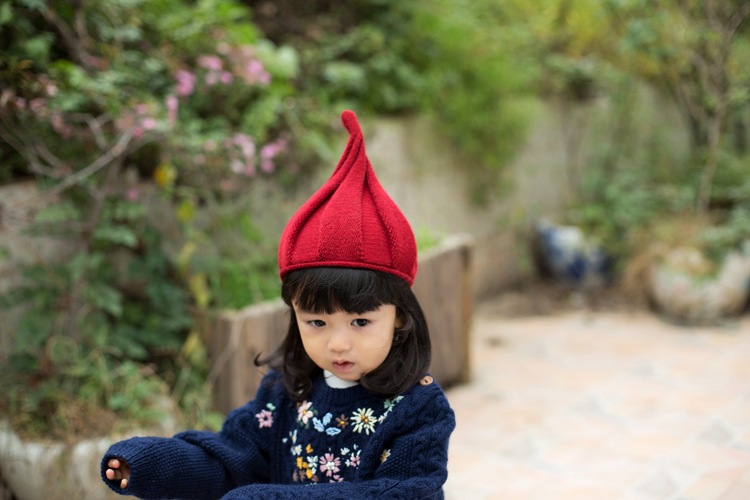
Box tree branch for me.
[42,3,102,69]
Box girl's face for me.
[293,303,401,382]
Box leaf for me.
[188,273,211,308]
[0,2,12,26]
[34,201,80,224]
[313,418,325,432]
[22,34,53,63]
[88,284,123,317]
[177,199,196,223]
[93,225,138,248]
[18,0,44,10]
[112,201,148,221]
[67,252,90,282]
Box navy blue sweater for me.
[101,371,455,499]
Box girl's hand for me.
[105,458,131,489]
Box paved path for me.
[443,298,750,499]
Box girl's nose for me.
[328,329,352,353]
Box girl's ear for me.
[395,313,405,329]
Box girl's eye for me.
[309,320,326,328]
[352,318,369,327]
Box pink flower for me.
[297,401,313,424]
[29,98,47,117]
[261,138,287,159]
[255,409,273,428]
[244,59,271,85]
[260,159,273,173]
[346,453,360,468]
[125,189,139,201]
[219,71,234,84]
[259,138,287,173]
[166,95,179,125]
[45,82,58,97]
[230,158,245,174]
[197,55,223,71]
[141,117,156,131]
[319,454,341,477]
[175,70,196,97]
[205,71,220,86]
[233,133,256,158]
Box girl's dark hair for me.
[257,267,431,401]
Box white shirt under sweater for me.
[324,370,359,389]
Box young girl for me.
[102,110,456,499]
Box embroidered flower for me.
[307,455,319,475]
[291,445,302,456]
[351,408,376,435]
[343,443,361,468]
[312,412,342,436]
[313,413,331,432]
[384,396,404,410]
[346,452,361,468]
[381,449,391,463]
[379,395,404,422]
[286,429,297,444]
[336,414,348,428]
[297,401,314,424]
[255,409,273,428]
[319,453,341,477]
[294,457,316,482]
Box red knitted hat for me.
[278,110,418,285]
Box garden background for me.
[1,0,749,486]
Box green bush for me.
[0,0,311,437]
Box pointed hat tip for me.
[341,110,361,136]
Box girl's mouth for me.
[332,361,354,373]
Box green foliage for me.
[0,0,304,437]
[181,203,281,310]
[0,192,203,438]
[410,0,536,203]
[299,18,427,113]
[700,154,750,261]
[247,0,536,203]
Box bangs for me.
[281,267,403,314]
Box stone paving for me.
[443,298,750,499]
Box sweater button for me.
[420,376,433,386]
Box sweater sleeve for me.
[100,373,283,500]
[219,381,456,500]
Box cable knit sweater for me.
[101,370,455,499]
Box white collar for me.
[324,370,359,389]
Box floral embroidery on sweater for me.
[263,396,404,483]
